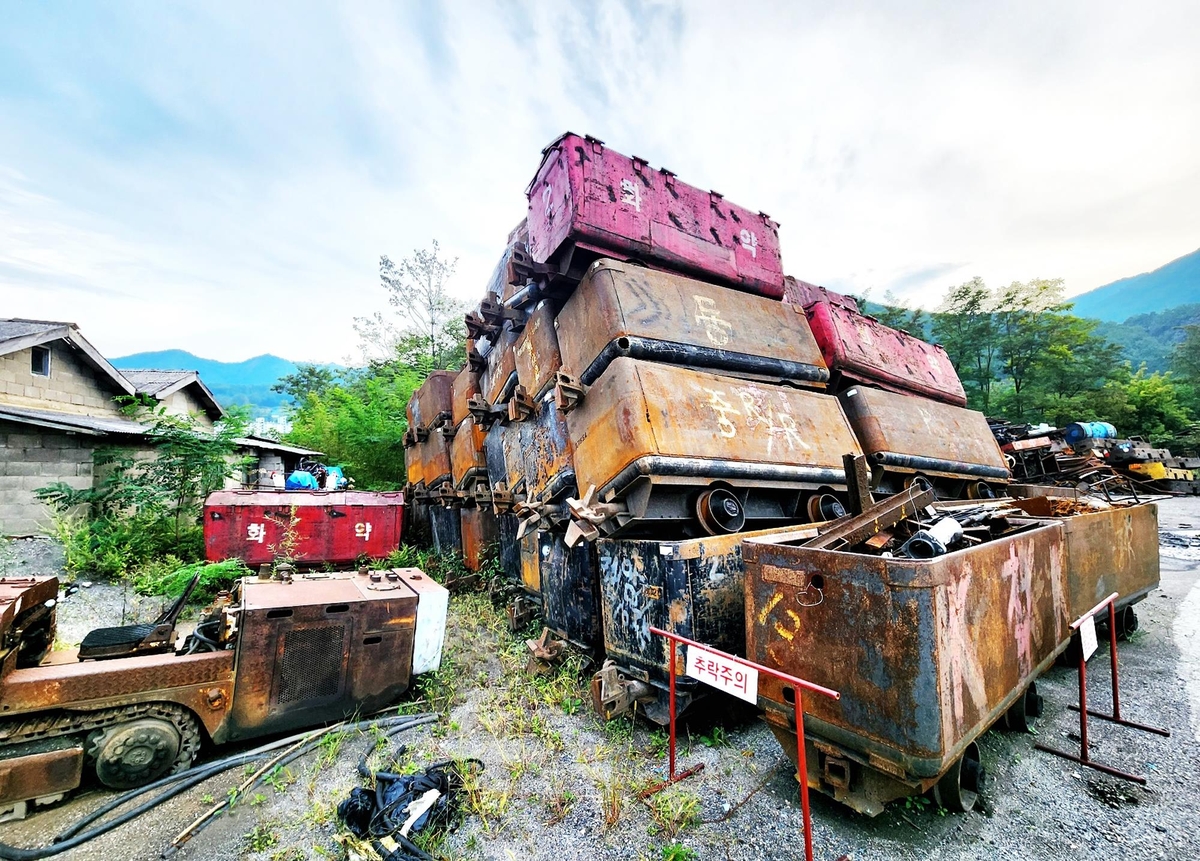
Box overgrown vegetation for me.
[872,278,1200,449]
[35,402,248,579]
[280,241,466,490]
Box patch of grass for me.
[244,822,279,852]
[462,759,511,831]
[696,725,727,749]
[263,765,295,793]
[315,729,348,768]
[597,774,626,829]
[646,788,700,839]
[647,730,669,759]
[544,787,577,825]
[660,844,698,861]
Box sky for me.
[1,1,1198,364]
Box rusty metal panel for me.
[1012,499,1160,617]
[227,572,418,741]
[597,526,819,680]
[782,276,859,312]
[483,419,525,502]
[0,577,59,674]
[420,427,452,489]
[557,259,827,387]
[514,300,562,400]
[0,744,83,805]
[539,532,601,651]
[451,367,481,429]
[566,358,860,534]
[408,371,456,432]
[429,505,462,557]
[2,650,234,735]
[519,391,576,503]
[743,522,1070,789]
[806,302,967,406]
[448,417,488,491]
[203,491,404,565]
[495,512,523,584]
[482,326,519,409]
[485,220,527,302]
[838,386,1009,495]
[519,530,541,595]
[527,133,785,298]
[460,506,499,572]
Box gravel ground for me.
[3,496,1199,861]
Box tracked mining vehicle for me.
[0,568,447,821]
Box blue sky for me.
[1,1,1198,362]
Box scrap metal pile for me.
[401,132,1164,815]
[992,418,1200,495]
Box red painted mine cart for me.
[204,490,405,566]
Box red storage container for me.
[805,302,967,407]
[204,490,405,566]
[527,133,784,298]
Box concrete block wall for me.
[0,342,125,417]
[0,420,95,536]
[161,387,215,427]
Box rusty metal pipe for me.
[870,451,1010,481]
[579,336,829,387]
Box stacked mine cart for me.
[402,132,1163,815]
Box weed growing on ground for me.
[544,785,578,825]
[244,822,279,852]
[595,772,627,829]
[659,843,698,861]
[646,788,700,839]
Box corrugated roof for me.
[234,435,324,457]
[0,404,146,436]
[121,369,198,397]
[0,319,71,342]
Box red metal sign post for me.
[1035,592,1169,783]
[648,626,840,861]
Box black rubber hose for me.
[0,713,436,861]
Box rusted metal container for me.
[539,532,601,652]
[483,419,526,508]
[783,277,859,312]
[1011,498,1160,621]
[485,220,528,302]
[806,302,967,407]
[495,512,523,584]
[565,358,861,537]
[420,426,452,490]
[517,391,576,507]
[448,417,488,495]
[204,490,405,565]
[460,505,499,572]
[556,259,828,388]
[743,522,1070,815]
[519,529,541,596]
[527,133,785,297]
[429,505,462,557]
[480,326,520,413]
[514,300,562,400]
[451,367,481,429]
[407,371,456,435]
[592,525,817,724]
[838,386,1009,498]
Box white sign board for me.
[685,645,758,704]
[1080,614,1098,661]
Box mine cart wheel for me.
[967,481,996,500]
[696,487,746,535]
[91,718,183,790]
[1003,681,1044,732]
[933,741,983,813]
[1115,606,1139,640]
[806,493,846,523]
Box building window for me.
[31,346,50,377]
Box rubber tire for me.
[93,718,183,790]
[933,741,983,813]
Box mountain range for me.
[1069,247,1200,321]
[109,350,341,415]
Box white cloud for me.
[1,0,1198,361]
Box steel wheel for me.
[92,718,182,789]
[933,741,983,813]
[1116,606,1139,640]
[1003,681,1043,732]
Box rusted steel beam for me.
[843,453,872,515]
[804,486,934,550]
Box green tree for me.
[994,279,1064,420]
[272,364,340,408]
[286,362,421,489]
[932,278,998,412]
[1101,366,1191,443]
[1026,314,1125,427]
[355,240,466,372]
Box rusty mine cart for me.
[0,567,448,821]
